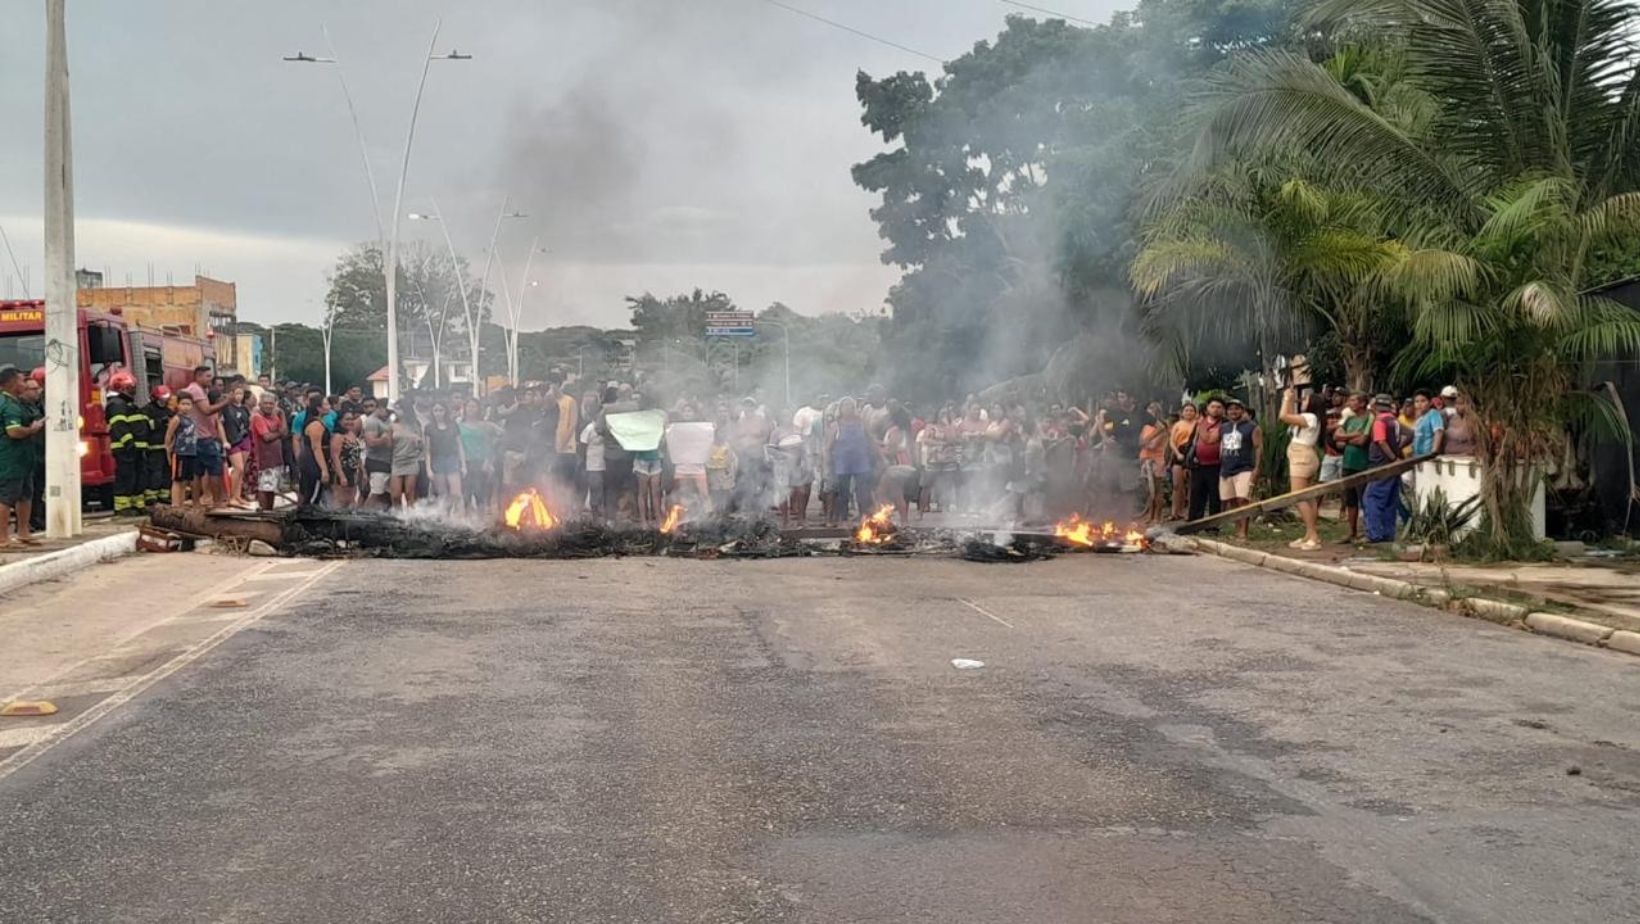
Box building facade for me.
[76,273,242,372]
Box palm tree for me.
[1166,0,1640,552]
[1132,164,1405,392]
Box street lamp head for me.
[282,51,336,63]
[505,211,528,219]
[407,212,437,221]
[436,50,473,60]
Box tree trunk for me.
[1342,344,1372,394]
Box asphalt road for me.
[3,552,1639,923]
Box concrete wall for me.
[1413,456,1546,540]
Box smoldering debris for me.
[148,506,1171,564]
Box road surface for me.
[2,551,1638,922]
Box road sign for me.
[705,310,756,337]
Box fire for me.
[1053,514,1150,551]
[855,504,898,544]
[503,488,558,531]
[659,504,684,534]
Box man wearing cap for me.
[1362,393,1405,543]
[1439,384,1459,419]
[1214,396,1262,539]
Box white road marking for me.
[0,560,343,784]
[242,569,326,581]
[956,597,1015,629]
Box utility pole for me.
[43,0,81,538]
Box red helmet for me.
[29,367,45,385]
[150,384,173,403]
[109,370,138,394]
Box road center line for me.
[0,560,343,785]
[956,597,1015,629]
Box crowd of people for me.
[3,357,1475,548]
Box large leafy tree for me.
[1168,0,1640,551]
[852,2,1300,401]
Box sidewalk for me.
[1195,513,1640,641]
[0,520,139,596]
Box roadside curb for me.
[0,530,139,596]
[1188,537,1637,660]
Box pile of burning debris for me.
[147,489,1168,564]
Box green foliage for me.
[263,323,385,394]
[1401,486,1481,547]
[324,240,492,345]
[1155,0,1640,550]
[851,2,1303,401]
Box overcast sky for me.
[0,0,1123,329]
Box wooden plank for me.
[1173,453,1436,535]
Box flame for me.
[503,488,558,531]
[1054,514,1149,550]
[855,504,898,544]
[659,504,684,534]
[1054,513,1097,547]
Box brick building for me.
[76,272,242,372]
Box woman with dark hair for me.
[1167,402,1198,520]
[1279,387,1327,550]
[298,393,330,506]
[222,385,254,507]
[424,401,466,513]
[328,410,366,508]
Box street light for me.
[284,20,470,404]
[494,241,547,385]
[471,200,528,392]
[406,200,477,391]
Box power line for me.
[757,0,946,64]
[997,0,1101,26]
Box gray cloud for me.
[1,0,1127,326]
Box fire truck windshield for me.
[0,332,45,372]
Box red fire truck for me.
[0,299,215,511]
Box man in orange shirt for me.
[549,372,580,494]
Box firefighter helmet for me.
[150,384,173,403]
[109,370,138,394]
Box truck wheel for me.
[89,483,114,513]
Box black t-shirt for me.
[500,405,539,452]
[222,404,251,446]
[1107,406,1141,454]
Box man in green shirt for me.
[1333,392,1373,543]
[0,365,46,547]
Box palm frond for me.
[1182,50,1476,220]
[1503,279,1577,328]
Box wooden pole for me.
[1172,453,1434,535]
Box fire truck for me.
[0,299,215,511]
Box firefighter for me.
[105,371,149,515]
[143,384,174,506]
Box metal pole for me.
[510,237,539,384]
[425,198,476,392]
[43,0,81,538]
[384,20,443,404]
[321,307,334,395]
[471,196,511,393]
